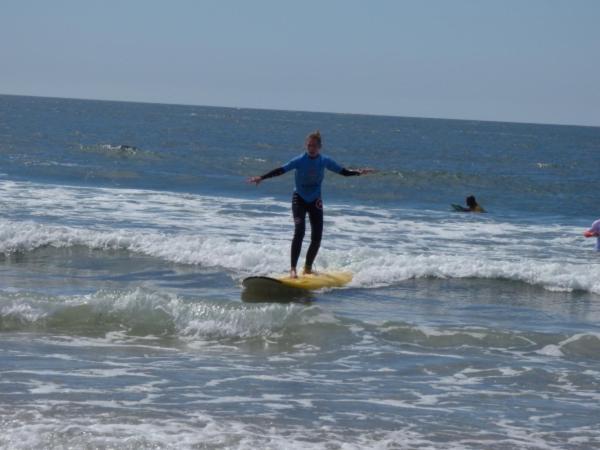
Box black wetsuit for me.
[291,192,323,271]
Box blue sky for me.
[1,0,599,126]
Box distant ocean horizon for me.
[1,93,599,449]
[4,92,597,129]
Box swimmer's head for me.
[466,195,477,209]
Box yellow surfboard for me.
[277,271,353,290]
[242,271,352,294]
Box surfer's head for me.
[306,130,322,157]
[466,195,477,209]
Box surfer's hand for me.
[358,168,377,175]
[584,230,598,238]
[247,176,262,185]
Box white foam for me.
[0,410,484,450]
[0,287,340,343]
[536,332,600,359]
[1,179,599,294]
[0,301,46,322]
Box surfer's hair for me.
[466,195,477,208]
[306,130,322,147]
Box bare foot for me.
[302,267,317,275]
[290,268,298,278]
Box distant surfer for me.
[248,130,375,278]
[583,218,600,251]
[452,195,486,213]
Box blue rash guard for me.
[281,153,344,202]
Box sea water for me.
[1,94,599,449]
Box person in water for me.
[583,218,600,251]
[248,130,374,278]
[465,195,485,213]
[452,195,485,213]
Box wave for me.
[78,144,161,160]
[1,179,599,295]
[347,251,600,294]
[0,214,599,295]
[0,219,284,274]
[2,288,600,362]
[0,288,333,340]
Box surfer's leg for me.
[304,198,323,273]
[291,193,307,272]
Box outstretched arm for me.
[339,167,377,176]
[247,167,285,185]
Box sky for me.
[1,0,599,126]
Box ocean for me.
[1,94,599,449]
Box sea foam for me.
[1,180,599,295]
